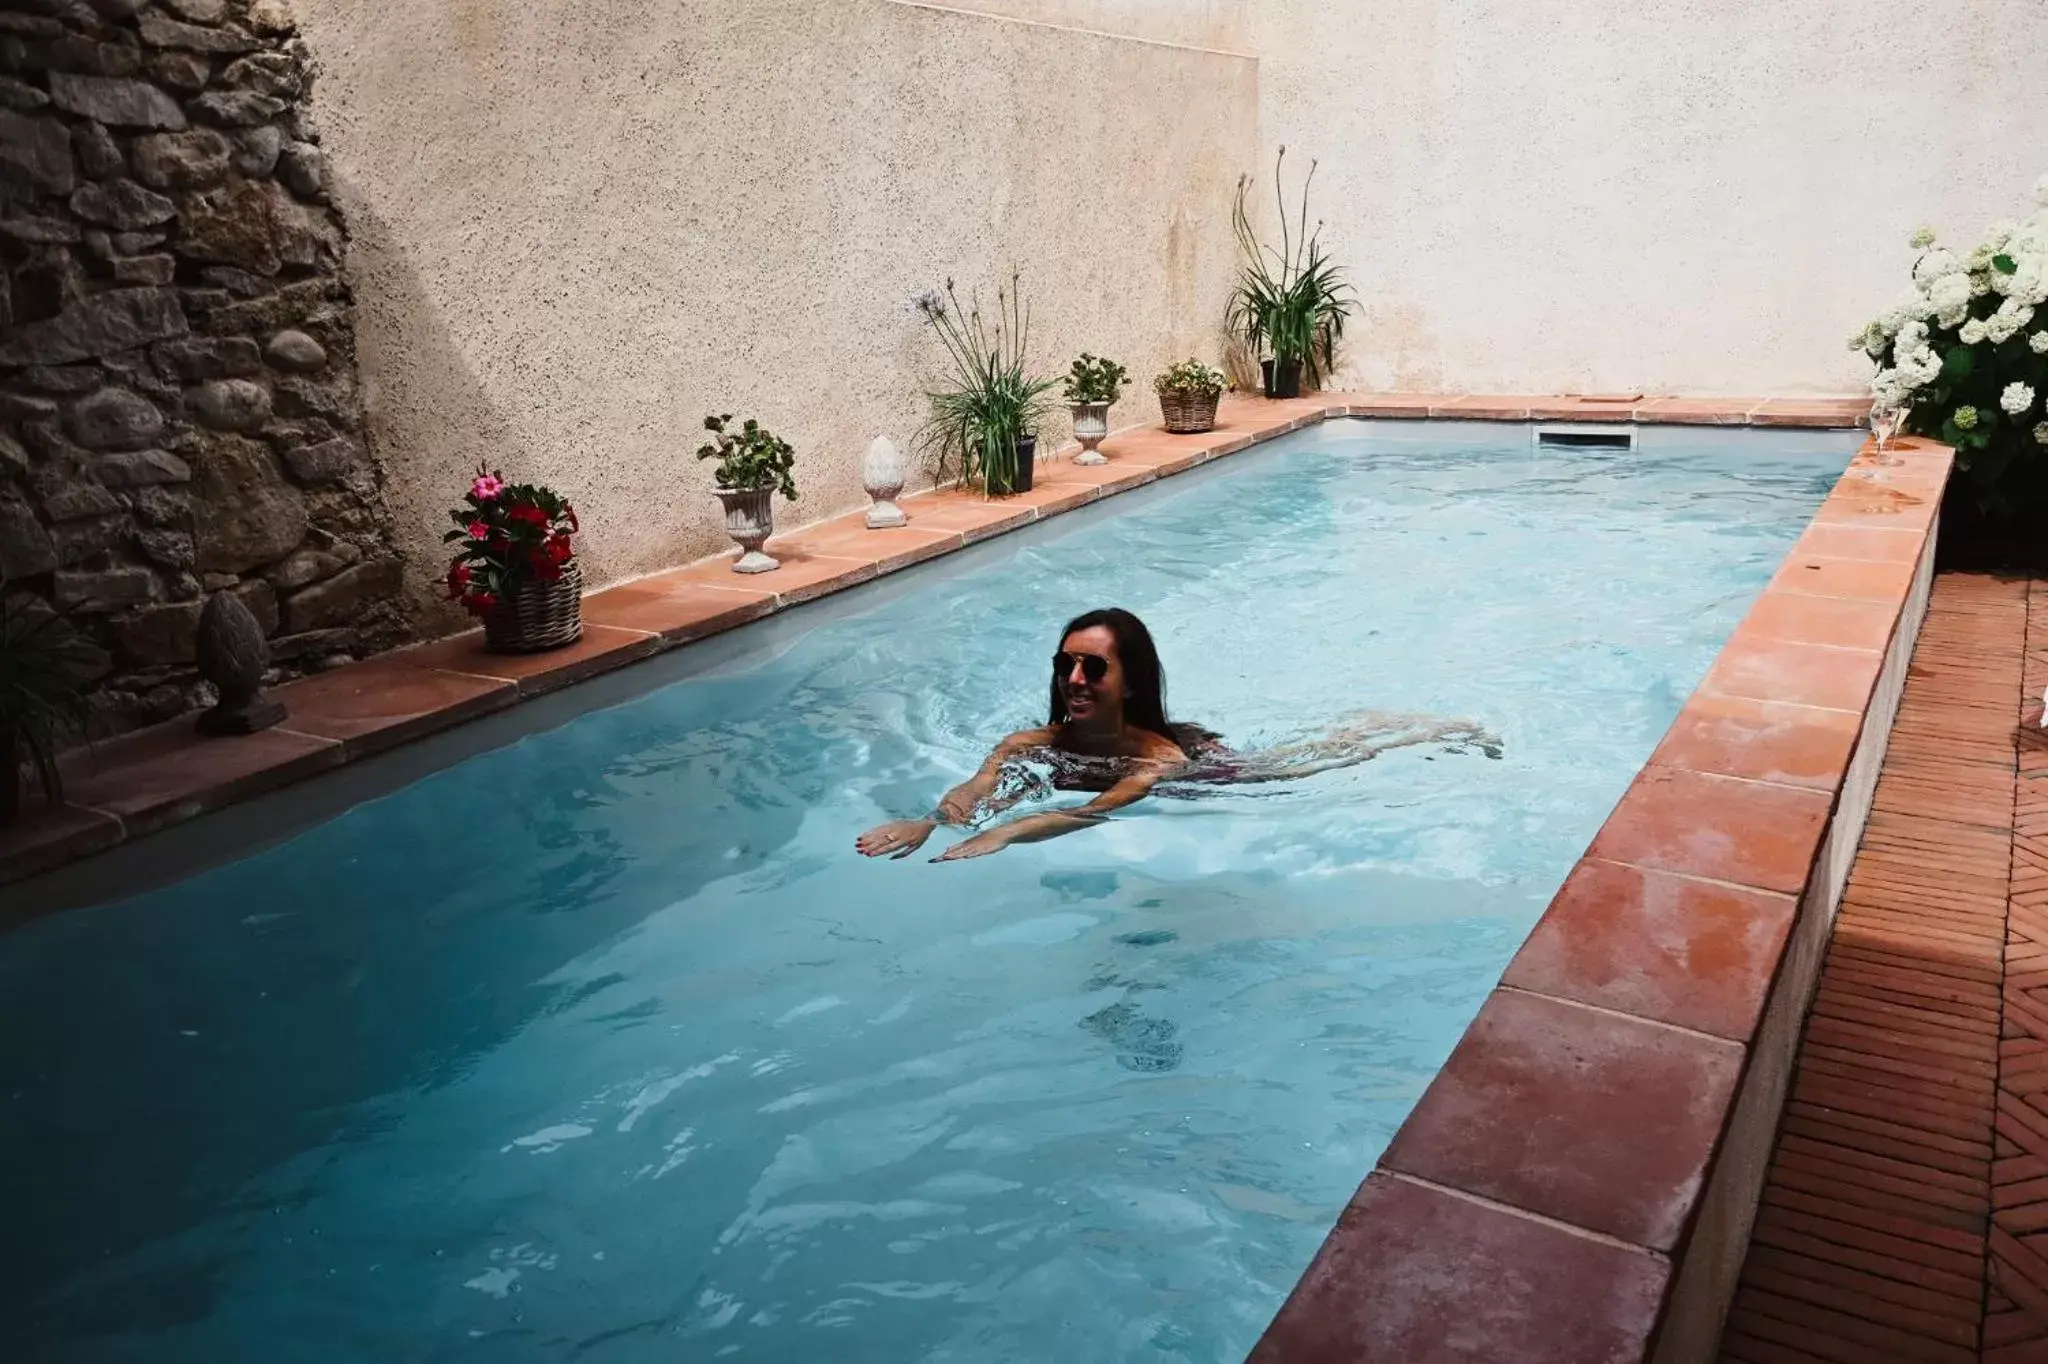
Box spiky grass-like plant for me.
[1227,147,1356,388]
[0,588,92,821]
[914,273,1060,496]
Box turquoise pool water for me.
[0,421,1852,1362]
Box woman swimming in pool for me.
[854,607,1498,863]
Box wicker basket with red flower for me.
[442,464,583,653]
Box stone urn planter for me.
[484,560,584,653]
[718,487,781,573]
[698,414,798,572]
[1070,402,1110,466]
[1059,354,1127,467]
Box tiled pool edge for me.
[1648,511,1935,1364]
[0,390,1874,893]
[1249,434,1953,1364]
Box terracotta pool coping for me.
[1251,429,1954,1363]
[0,388,1871,898]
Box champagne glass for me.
[1869,405,1905,463]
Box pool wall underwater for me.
[2,393,1943,1364]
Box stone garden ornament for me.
[862,436,908,529]
[194,589,285,734]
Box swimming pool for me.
[0,420,1856,1362]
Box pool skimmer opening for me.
[1534,425,1637,450]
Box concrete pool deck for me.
[0,390,1873,890]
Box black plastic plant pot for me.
[1261,358,1303,400]
[989,435,1037,496]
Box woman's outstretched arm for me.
[855,727,1055,859]
[931,757,1176,861]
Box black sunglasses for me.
[1053,651,1111,683]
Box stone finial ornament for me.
[862,436,908,529]
[194,590,285,734]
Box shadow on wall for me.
[337,187,520,633]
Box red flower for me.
[445,561,471,597]
[467,520,489,540]
[546,534,573,565]
[508,504,550,529]
[463,590,499,616]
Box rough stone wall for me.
[0,0,402,737]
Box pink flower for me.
[466,520,489,540]
[470,475,504,501]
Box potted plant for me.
[0,588,92,826]
[1153,358,1227,434]
[442,464,583,653]
[1852,175,2048,556]
[1063,352,1129,466]
[697,414,798,573]
[1227,146,1355,399]
[915,274,1059,496]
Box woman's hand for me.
[855,819,937,859]
[931,827,1014,862]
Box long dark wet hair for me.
[1047,607,1219,750]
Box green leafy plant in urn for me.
[1063,353,1129,466]
[698,414,798,573]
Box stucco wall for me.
[1250,0,2048,396]
[293,0,1255,617]
[900,0,1250,52]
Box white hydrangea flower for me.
[1878,292,1933,336]
[1905,345,1942,384]
[2002,381,2036,415]
[2036,421,2048,445]
[1928,274,1971,313]
[1913,248,1961,287]
[1939,303,1971,328]
[1960,317,1989,345]
[1897,319,1929,353]
[1954,404,1980,430]
[1911,226,1938,249]
[1987,311,2022,344]
[1987,220,2021,251]
[2031,331,2048,354]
